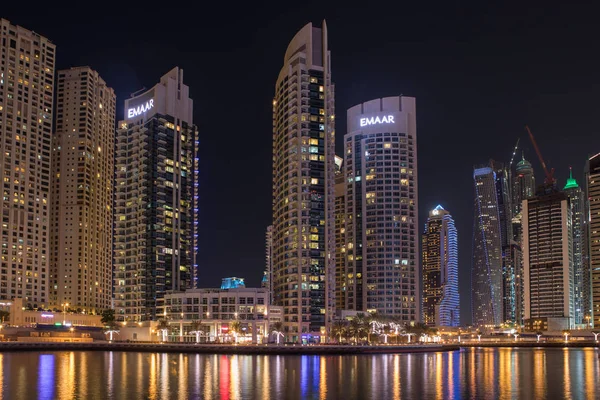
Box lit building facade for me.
[0,19,55,305]
[563,168,586,325]
[512,155,535,216]
[221,277,245,289]
[344,96,420,321]
[114,67,198,322]
[422,205,459,327]
[472,166,503,326]
[492,160,518,324]
[272,21,335,342]
[523,191,574,329]
[50,67,115,313]
[262,225,273,304]
[334,159,346,311]
[587,153,600,328]
[163,288,283,343]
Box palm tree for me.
[271,321,284,344]
[157,319,169,342]
[331,320,347,343]
[189,319,204,344]
[350,314,369,343]
[229,320,242,344]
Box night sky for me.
[5,2,600,324]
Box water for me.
[0,347,598,399]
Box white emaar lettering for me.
[359,115,395,127]
[127,99,155,118]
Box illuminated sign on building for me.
[359,115,395,127]
[127,99,154,118]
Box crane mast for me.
[525,125,555,187]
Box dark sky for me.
[5,2,600,324]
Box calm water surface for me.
[0,347,598,399]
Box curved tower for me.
[422,205,459,327]
[472,166,503,327]
[272,22,335,343]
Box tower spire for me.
[564,166,579,190]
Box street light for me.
[62,303,69,325]
[592,332,599,343]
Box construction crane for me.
[525,125,555,186]
[508,137,520,170]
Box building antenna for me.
[130,86,147,98]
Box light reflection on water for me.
[0,347,597,399]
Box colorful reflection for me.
[0,348,596,399]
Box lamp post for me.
[180,312,184,343]
[62,303,69,325]
[592,332,599,343]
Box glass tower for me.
[422,205,459,327]
[472,166,503,327]
[563,168,585,325]
[114,67,198,322]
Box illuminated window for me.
[311,178,319,185]
[384,143,391,149]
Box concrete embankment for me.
[459,341,599,349]
[0,342,459,355]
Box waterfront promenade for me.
[0,342,457,355]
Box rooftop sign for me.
[360,115,395,127]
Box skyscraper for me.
[262,225,273,305]
[272,22,335,343]
[422,205,459,327]
[472,166,503,327]
[563,168,586,325]
[114,67,198,322]
[334,157,346,312]
[512,154,535,216]
[491,160,518,324]
[0,19,55,305]
[586,152,600,328]
[50,67,115,313]
[523,190,574,330]
[343,96,420,321]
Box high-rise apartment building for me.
[523,190,574,330]
[343,96,420,321]
[262,225,273,305]
[114,67,198,322]
[472,166,503,326]
[272,22,335,342]
[50,67,115,313]
[586,152,600,328]
[563,168,586,325]
[422,205,459,327]
[512,154,535,216]
[0,20,55,305]
[334,160,346,311]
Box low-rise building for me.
[9,298,102,328]
[158,288,283,344]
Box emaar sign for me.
[359,115,395,127]
[127,99,154,118]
